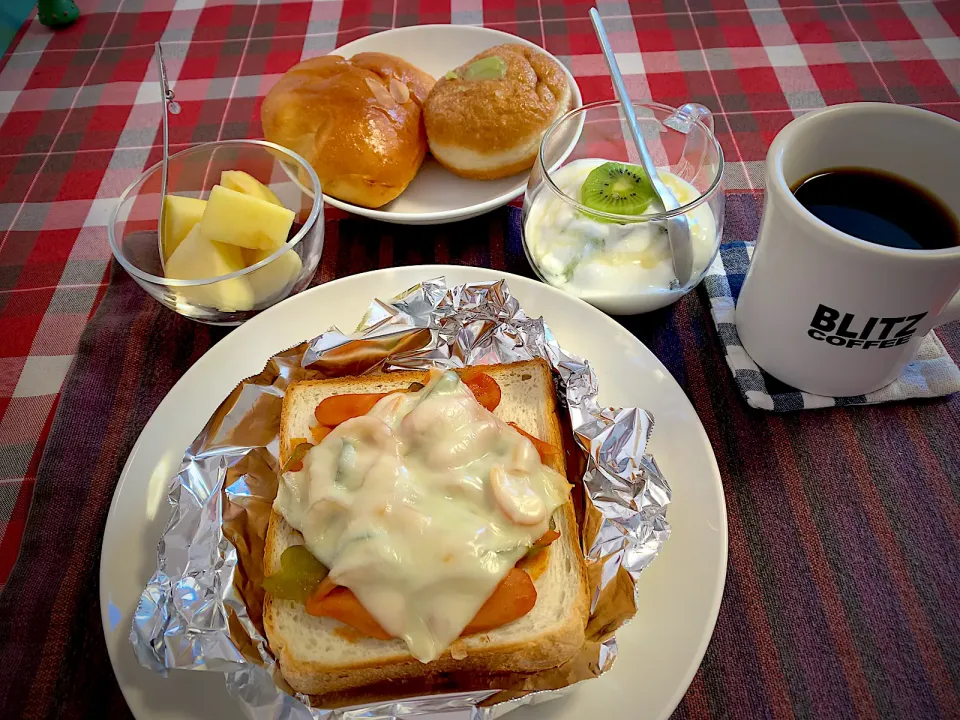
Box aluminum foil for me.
[131,277,671,719]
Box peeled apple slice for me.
[199,184,295,251]
[165,225,255,312]
[161,195,206,260]
[242,247,303,305]
[220,170,283,207]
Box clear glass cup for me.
[109,139,323,325]
[522,100,725,314]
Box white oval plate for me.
[296,25,583,225]
[100,266,727,720]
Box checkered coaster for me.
[703,242,960,412]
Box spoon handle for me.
[589,7,693,285]
[588,8,676,210]
[155,42,179,272]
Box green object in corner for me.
[38,0,79,28]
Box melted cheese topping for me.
[274,371,570,663]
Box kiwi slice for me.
[579,162,657,221]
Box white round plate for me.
[301,25,583,225]
[100,266,727,720]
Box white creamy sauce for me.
[274,371,569,663]
[525,158,717,302]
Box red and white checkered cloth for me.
[0,0,958,586]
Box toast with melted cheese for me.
[263,359,589,696]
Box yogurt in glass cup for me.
[522,100,725,314]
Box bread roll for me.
[261,53,435,209]
[424,44,571,180]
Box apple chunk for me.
[200,185,294,251]
[161,195,206,259]
[243,248,304,305]
[165,225,255,312]
[220,170,283,207]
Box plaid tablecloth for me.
[0,1,958,718]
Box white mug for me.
[736,103,960,397]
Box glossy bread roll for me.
[424,44,571,180]
[261,53,435,208]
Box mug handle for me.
[934,290,960,327]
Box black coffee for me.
[791,167,959,251]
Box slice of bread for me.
[264,359,589,696]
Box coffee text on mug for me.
[807,304,927,349]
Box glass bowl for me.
[109,139,323,325]
[522,100,725,315]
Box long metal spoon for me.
[588,8,693,286]
[155,42,180,273]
